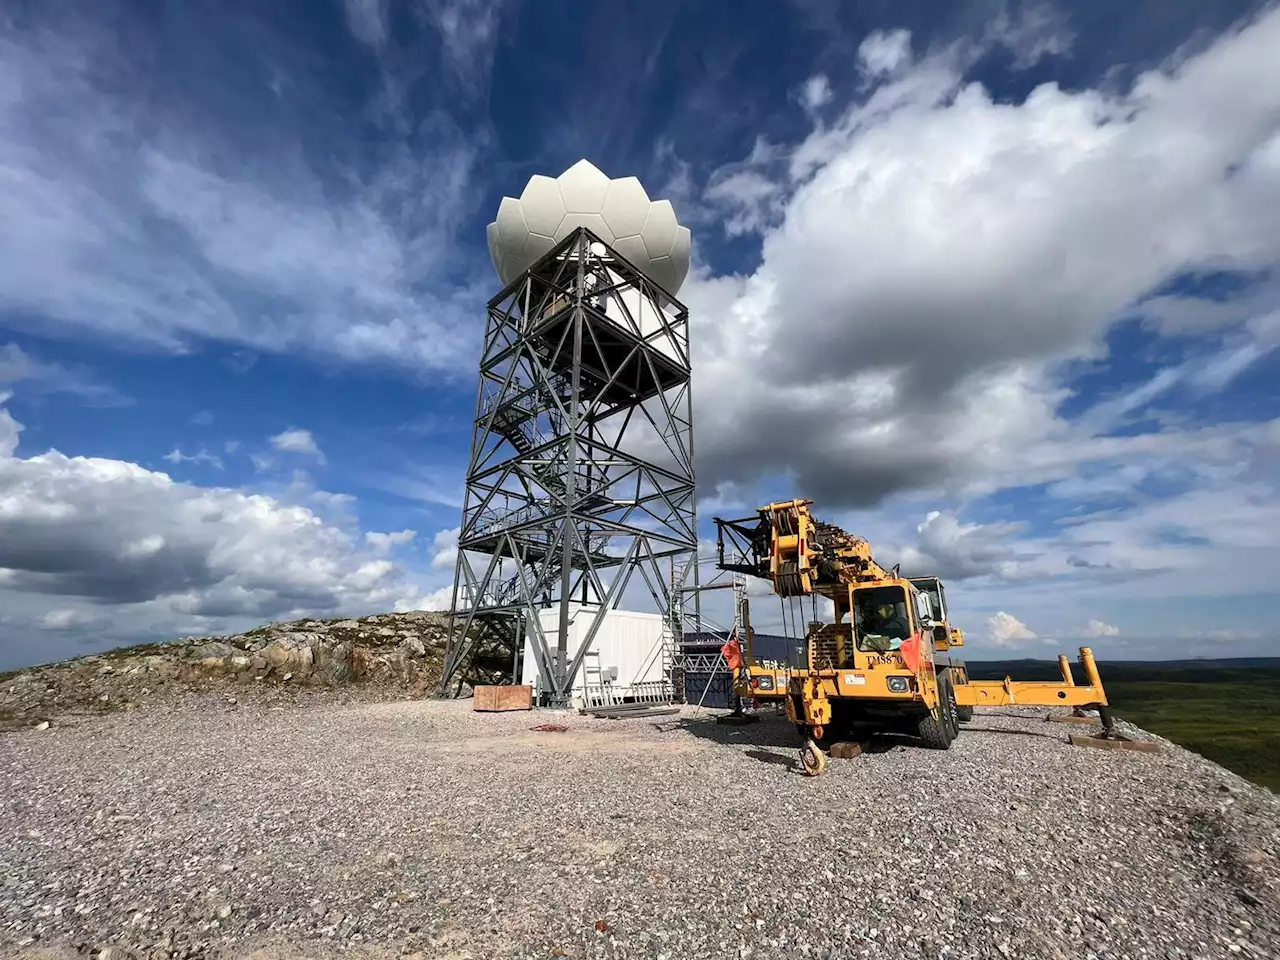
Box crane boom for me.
[715,498,896,599]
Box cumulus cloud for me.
[1082,619,1120,637]
[0,395,429,668]
[429,527,460,570]
[986,611,1037,646]
[366,528,417,554]
[899,510,1024,581]
[0,393,21,458]
[685,6,1280,510]
[269,429,324,463]
[394,584,455,613]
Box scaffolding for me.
[440,228,698,706]
[669,555,749,707]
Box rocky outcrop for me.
[0,612,454,730]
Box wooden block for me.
[1048,715,1100,725]
[1068,734,1160,753]
[473,685,533,712]
[829,741,865,760]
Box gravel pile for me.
[2,698,1277,960]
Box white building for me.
[521,604,669,708]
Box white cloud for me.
[0,343,130,407]
[394,584,455,613]
[269,429,325,463]
[984,3,1073,69]
[0,12,488,373]
[38,609,99,631]
[799,74,833,110]
[366,528,417,554]
[0,392,21,458]
[986,611,1037,646]
[1082,619,1120,638]
[0,394,431,668]
[684,7,1280,511]
[857,29,912,77]
[163,447,224,470]
[429,527,460,570]
[377,464,464,509]
[344,0,388,49]
[898,510,1025,581]
[420,0,507,92]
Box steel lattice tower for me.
[440,227,697,705]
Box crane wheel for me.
[917,675,957,750]
[957,705,975,722]
[800,739,827,776]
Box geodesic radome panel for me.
[487,159,692,295]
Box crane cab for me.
[908,575,965,650]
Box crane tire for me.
[917,675,956,750]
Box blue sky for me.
[2,0,1279,668]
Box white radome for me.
[487,159,692,295]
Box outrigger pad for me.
[829,741,866,760]
[1068,733,1161,753]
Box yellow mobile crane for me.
[715,499,1118,774]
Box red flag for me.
[721,637,743,672]
[899,631,923,674]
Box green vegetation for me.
[969,660,1280,792]
[1104,671,1280,792]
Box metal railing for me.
[580,679,673,709]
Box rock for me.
[316,641,354,684]
[191,641,239,661]
[98,948,127,960]
[262,641,297,669]
[0,610,453,725]
[35,720,50,731]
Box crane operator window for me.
[852,586,912,653]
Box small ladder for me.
[582,650,612,708]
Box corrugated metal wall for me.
[678,631,806,709]
[521,605,668,705]
[681,670,734,709]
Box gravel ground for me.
[1,697,1277,960]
